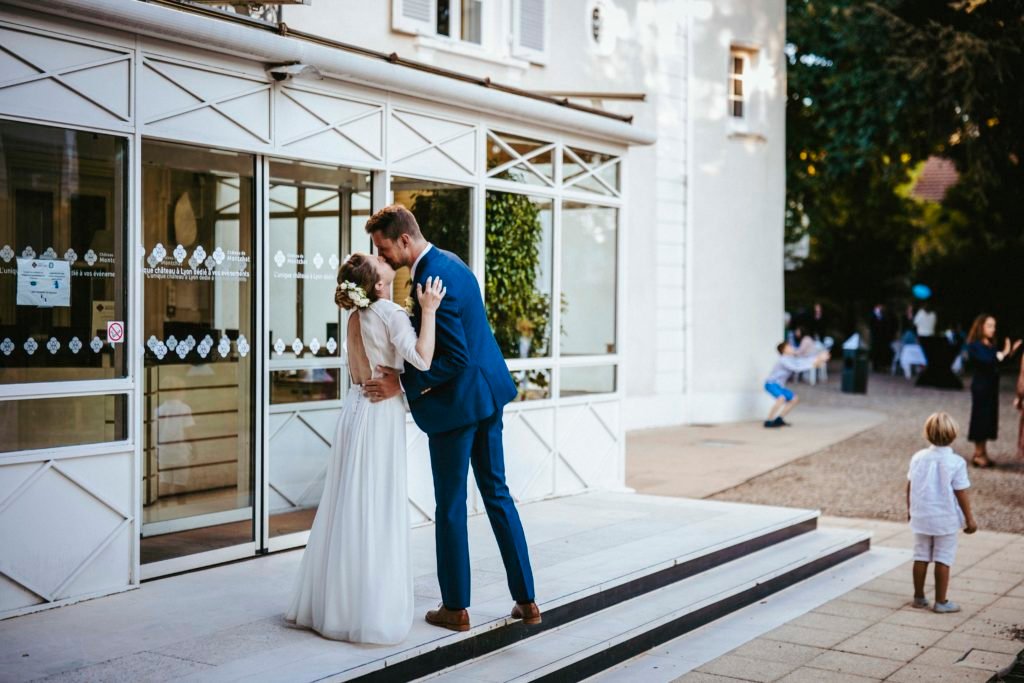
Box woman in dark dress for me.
[965,314,1021,467]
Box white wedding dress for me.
[286,299,428,644]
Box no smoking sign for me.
[107,320,125,344]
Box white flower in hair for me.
[340,280,371,308]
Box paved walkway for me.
[670,518,1024,683]
[627,405,886,498]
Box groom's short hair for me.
[365,204,423,241]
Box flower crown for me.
[338,280,371,309]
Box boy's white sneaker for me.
[912,597,930,609]
[933,600,960,613]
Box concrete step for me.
[342,501,823,681]
[423,528,871,682]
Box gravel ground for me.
[711,367,1024,534]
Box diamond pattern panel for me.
[389,108,477,180]
[556,401,621,493]
[268,408,339,512]
[140,54,271,149]
[0,24,131,130]
[0,454,132,617]
[503,408,555,502]
[276,84,383,165]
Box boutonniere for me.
[403,296,415,314]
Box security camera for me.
[266,63,323,82]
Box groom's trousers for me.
[428,408,535,610]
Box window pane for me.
[487,131,553,185]
[270,367,342,404]
[732,100,744,118]
[560,366,616,397]
[485,191,553,359]
[437,0,451,36]
[462,0,483,43]
[732,56,744,75]
[141,141,255,563]
[563,147,620,195]
[391,177,471,304]
[268,161,370,361]
[0,394,127,453]
[511,368,551,401]
[560,202,617,355]
[0,120,127,384]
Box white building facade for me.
[0,0,784,619]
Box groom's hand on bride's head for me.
[364,366,402,402]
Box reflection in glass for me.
[485,191,553,359]
[270,367,341,404]
[511,368,551,402]
[560,366,616,397]
[268,161,371,361]
[563,147,620,195]
[561,202,618,355]
[486,131,554,185]
[0,120,127,384]
[0,395,126,453]
[391,177,471,304]
[140,140,255,564]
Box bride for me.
[286,252,445,644]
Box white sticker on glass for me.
[193,245,207,264]
[185,335,196,350]
[176,343,189,360]
[46,337,60,354]
[151,243,167,262]
[0,245,13,263]
[274,250,286,268]
[24,337,38,355]
[41,247,57,260]
[204,256,216,270]
[201,335,213,348]
[166,335,178,351]
[309,337,321,354]
[22,246,36,259]
[147,335,159,351]
[273,338,285,356]
[329,254,340,270]
[90,336,103,353]
[292,338,303,355]
[69,336,82,354]
[197,341,210,359]
[154,341,168,360]
[85,249,97,266]
[237,335,250,357]
[1,338,13,356]
[313,253,324,269]
[173,244,187,264]
[188,254,200,271]
[326,337,337,354]
[213,247,225,265]
[218,336,231,358]
[64,249,78,263]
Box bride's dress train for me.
[286,299,428,644]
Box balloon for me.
[912,284,932,300]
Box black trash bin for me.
[842,348,869,394]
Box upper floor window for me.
[392,0,548,64]
[728,49,749,120]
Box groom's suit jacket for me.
[404,247,517,435]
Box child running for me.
[907,412,977,613]
[763,341,830,428]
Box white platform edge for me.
[332,508,821,681]
[589,545,911,682]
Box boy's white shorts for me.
[913,532,958,566]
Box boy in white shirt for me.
[907,412,977,613]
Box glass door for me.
[264,159,371,549]
[140,140,257,572]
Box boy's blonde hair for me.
[924,412,958,447]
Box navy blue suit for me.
[404,247,534,609]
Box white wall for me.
[685,0,787,423]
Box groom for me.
[363,205,540,632]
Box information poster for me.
[16,258,71,307]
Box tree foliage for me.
[786,0,1024,336]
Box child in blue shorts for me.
[763,341,830,428]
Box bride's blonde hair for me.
[335,253,380,311]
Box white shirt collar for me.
[410,243,433,281]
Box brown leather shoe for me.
[425,606,470,632]
[511,601,542,625]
